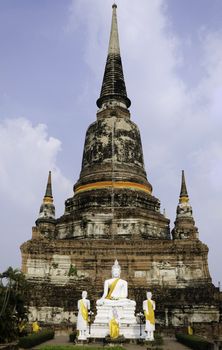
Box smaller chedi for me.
[90,260,141,339]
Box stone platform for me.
[90,323,145,339]
[90,300,146,339]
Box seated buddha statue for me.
[96,260,135,306]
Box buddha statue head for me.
[147,291,152,299]
[112,260,121,278]
[82,290,87,299]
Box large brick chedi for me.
[21,4,221,331]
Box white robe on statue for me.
[103,278,128,299]
[77,298,90,331]
[143,299,155,332]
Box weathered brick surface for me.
[21,236,221,333]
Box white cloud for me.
[0,118,72,271]
[0,118,72,209]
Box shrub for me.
[18,329,55,348]
[142,333,163,348]
[154,333,163,346]
[69,330,77,342]
[104,335,126,344]
[175,333,213,350]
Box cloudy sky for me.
[0,0,221,286]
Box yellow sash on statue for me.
[109,318,119,339]
[80,300,88,322]
[145,299,155,325]
[188,325,193,335]
[106,278,120,299]
[32,321,41,333]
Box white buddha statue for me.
[97,260,135,306]
[90,260,137,339]
[143,291,155,341]
[77,291,90,340]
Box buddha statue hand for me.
[96,298,105,306]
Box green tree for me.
[0,267,28,343]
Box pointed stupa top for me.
[96,4,131,109]
[37,171,55,220]
[108,4,120,55]
[179,170,189,203]
[44,171,53,202]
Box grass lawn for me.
[38,346,126,350]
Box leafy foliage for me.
[68,264,77,277]
[18,329,54,348]
[0,267,28,343]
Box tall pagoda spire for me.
[172,170,198,240]
[71,3,169,240]
[37,171,55,221]
[97,4,131,109]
